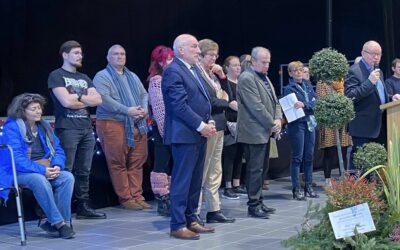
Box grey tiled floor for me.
[0,172,331,250]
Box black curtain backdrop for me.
[1,0,400,115]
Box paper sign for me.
[279,93,305,123]
[328,202,376,239]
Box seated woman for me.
[283,61,319,200]
[1,93,75,239]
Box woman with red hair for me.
[147,45,174,216]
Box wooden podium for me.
[380,100,400,153]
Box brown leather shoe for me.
[188,221,215,233]
[170,227,200,240]
[121,200,143,210]
[137,200,152,209]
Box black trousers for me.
[151,125,172,174]
[55,128,95,203]
[243,141,270,207]
[222,142,243,183]
[322,146,348,178]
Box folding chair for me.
[0,144,27,246]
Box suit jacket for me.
[236,67,282,144]
[162,58,212,145]
[344,60,388,138]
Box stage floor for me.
[0,171,331,250]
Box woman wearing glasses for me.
[283,61,319,200]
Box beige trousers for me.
[198,130,224,213]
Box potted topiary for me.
[353,142,387,173]
[309,48,354,177]
[308,48,349,85]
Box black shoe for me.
[76,202,107,219]
[222,188,239,200]
[39,221,58,234]
[292,188,306,201]
[248,206,270,219]
[156,194,170,217]
[232,186,247,195]
[57,224,75,239]
[261,204,276,214]
[304,185,319,198]
[206,210,235,223]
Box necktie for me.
[376,80,385,104]
[263,79,272,91]
[263,76,278,103]
[191,66,209,100]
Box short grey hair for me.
[173,34,195,57]
[251,47,270,61]
[107,44,124,57]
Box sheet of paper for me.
[279,93,305,123]
[328,202,376,239]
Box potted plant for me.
[282,126,400,249]
[282,176,399,249]
[353,142,387,173]
[360,126,400,218]
[309,48,354,177]
[308,48,349,85]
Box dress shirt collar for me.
[177,57,193,70]
[361,58,373,72]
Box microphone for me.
[373,64,380,70]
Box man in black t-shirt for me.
[48,40,106,219]
[385,58,400,99]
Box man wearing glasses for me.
[345,40,400,169]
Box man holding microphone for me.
[345,40,400,169]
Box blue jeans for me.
[17,171,74,225]
[55,128,95,202]
[287,121,315,189]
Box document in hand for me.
[279,93,305,123]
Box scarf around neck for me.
[106,64,147,147]
[16,118,56,158]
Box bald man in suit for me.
[162,34,216,240]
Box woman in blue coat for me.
[1,93,75,239]
[283,61,318,200]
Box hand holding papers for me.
[279,93,305,123]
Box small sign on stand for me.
[328,202,376,239]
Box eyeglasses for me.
[291,68,304,73]
[363,50,382,57]
[205,53,219,59]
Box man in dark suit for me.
[162,34,216,240]
[345,40,400,169]
[236,47,282,218]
